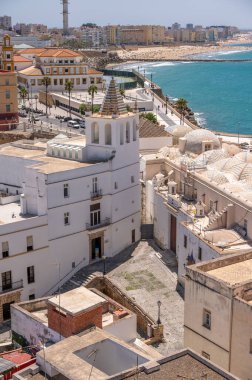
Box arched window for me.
[126,122,130,143]
[91,122,99,144]
[105,124,112,145]
[133,120,137,141]
[120,124,124,145]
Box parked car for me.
[67,120,79,129]
[64,116,72,122]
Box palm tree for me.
[41,76,51,118]
[88,84,98,114]
[175,98,188,125]
[65,80,74,118]
[141,112,158,124]
[19,87,28,107]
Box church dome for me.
[184,129,221,154]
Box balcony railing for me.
[0,280,23,295]
[86,218,111,231]
[90,189,103,200]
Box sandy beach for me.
[114,35,252,61]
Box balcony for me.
[86,218,111,231]
[90,189,103,201]
[0,280,23,295]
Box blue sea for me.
[120,46,252,135]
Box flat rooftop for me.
[48,287,106,315]
[207,258,252,286]
[0,202,35,224]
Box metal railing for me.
[90,189,103,200]
[0,280,23,295]
[86,218,111,231]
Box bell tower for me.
[2,35,14,71]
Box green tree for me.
[141,112,158,124]
[88,85,98,114]
[79,103,86,116]
[19,87,28,106]
[175,98,188,125]
[65,80,74,118]
[41,76,51,118]
[119,88,125,97]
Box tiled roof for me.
[139,117,170,138]
[18,66,43,76]
[37,49,81,58]
[100,78,127,116]
[17,48,46,55]
[88,68,103,75]
[14,55,33,63]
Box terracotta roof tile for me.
[37,49,81,58]
[139,117,170,138]
[14,55,33,63]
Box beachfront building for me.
[0,78,140,323]
[142,128,252,283]
[120,25,165,45]
[16,48,103,92]
[184,252,252,379]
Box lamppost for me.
[102,255,107,276]
[157,300,161,326]
[165,95,168,115]
[150,73,153,88]
[34,94,38,111]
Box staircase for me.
[59,273,98,294]
[204,203,233,231]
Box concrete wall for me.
[184,275,232,371]
[103,314,137,342]
[139,137,172,152]
[230,297,252,379]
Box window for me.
[5,90,10,99]
[46,68,50,74]
[131,176,135,184]
[6,104,11,112]
[105,124,112,145]
[60,78,63,85]
[72,262,75,269]
[70,68,74,74]
[92,177,98,193]
[64,183,69,198]
[198,247,202,261]
[114,182,118,190]
[204,144,212,151]
[54,79,58,86]
[64,68,69,74]
[91,122,99,144]
[64,212,70,225]
[27,266,35,284]
[132,229,135,243]
[133,122,137,141]
[59,68,63,75]
[29,294,35,300]
[90,203,100,227]
[76,78,80,85]
[2,242,9,258]
[126,122,130,143]
[120,124,124,145]
[76,68,79,74]
[82,78,87,85]
[203,309,211,330]
[202,351,210,360]
[184,235,187,248]
[5,79,10,86]
[2,271,12,291]
[6,54,11,59]
[27,236,33,251]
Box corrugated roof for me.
[0,358,15,374]
[139,117,170,138]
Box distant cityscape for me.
[0,13,240,48]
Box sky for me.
[1,0,252,29]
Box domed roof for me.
[184,129,221,154]
[194,149,228,166]
[171,125,192,138]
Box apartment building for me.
[184,252,252,380]
[17,48,103,91]
[0,16,12,30]
[143,128,252,283]
[120,25,165,45]
[0,35,18,130]
[0,78,140,323]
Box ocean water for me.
[120,48,252,135]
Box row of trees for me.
[19,78,99,118]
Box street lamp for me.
[34,94,38,111]
[157,300,162,326]
[102,255,107,276]
[165,95,168,115]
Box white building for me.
[185,251,252,380]
[143,128,252,283]
[0,78,140,323]
[17,48,103,92]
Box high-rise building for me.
[186,23,194,30]
[171,22,181,30]
[0,15,12,30]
